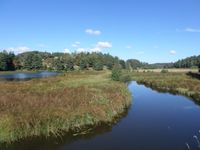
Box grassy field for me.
[131,71,200,102]
[0,71,131,143]
[137,68,198,73]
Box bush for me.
[111,65,122,81]
[161,69,168,73]
[111,65,131,82]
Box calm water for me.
[0,71,59,80]
[3,81,200,150]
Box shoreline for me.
[137,80,200,103]
[131,72,200,103]
[0,71,131,143]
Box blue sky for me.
[0,0,200,63]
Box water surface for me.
[0,71,58,81]
[3,81,200,150]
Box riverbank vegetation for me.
[131,71,200,102]
[0,71,131,143]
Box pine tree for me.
[93,60,103,71]
[79,59,87,70]
[0,51,15,71]
[0,52,8,71]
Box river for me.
[2,81,200,150]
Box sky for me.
[0,0,200,63]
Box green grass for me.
[0,70,131,143]
[130,71,200,102]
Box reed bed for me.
[0,71,131,143]
[131,72,200,102]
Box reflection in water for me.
[0,71,59,81]
[1,127,112,150]
[1,110,129,150]
[1,81,200,150]
[136,81,200,105]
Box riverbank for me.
[137,68,198,73]
[131,72,200,102]
[0,71,131,143]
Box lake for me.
[2,81,200,150]
[0,71,59,81]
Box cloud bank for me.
[4,46,32,54]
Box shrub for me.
[161,69,168,73]
[111,65,122,81]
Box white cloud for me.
[170,50,177,55]
[64,48,71,53]
[72,41,80,48]
[90,41,112,52]
[89,47,101,52]
[75,41,112,53]
[126,45,132,49]
[85,29,101,35]
[96,41,112,49]
[185,28,200,33]
[5,46,32,54]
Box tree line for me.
[173,55,200,68]
[139,55,200,70]
[0,51,126,71]
[0,50,200,72]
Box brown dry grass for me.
[131,72,200,102]
[0,71,131,143]
[137,68,198,73]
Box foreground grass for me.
[130,72,200,102]
[0,71,131,143]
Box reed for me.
[0,71,131,143]
[130,72,200,102]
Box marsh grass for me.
[137,68,198,73]
[131,72,200,102]
[0,71,131,143]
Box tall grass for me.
[131,72,200,102]
[0,71,131,143]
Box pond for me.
[0,71,59,81]
[2,81,200,150]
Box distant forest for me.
[0,50,200,71]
